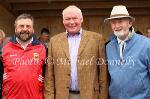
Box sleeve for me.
[147,42,150,76]
[39,45,47,99]
[44,39,55,99]
[98,36,109,99]
[0,58,3,99]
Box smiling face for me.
[110,18,132,40]
[15,18,34,42]
[62,6,83,35]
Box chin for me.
[68,30,76,33]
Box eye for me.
[65,18,70,21]
[110,21,116,25]
[118,20,122,24]
[72,17,78,20]
[26,25,31,29]
[19,25,24,28]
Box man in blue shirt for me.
[105,5,150,99]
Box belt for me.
[69,90,80,94]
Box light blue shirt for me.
[67,29,82,91]
[117,31,133,60]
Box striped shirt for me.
[67,29,82,91]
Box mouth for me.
[114,29,122,32]
[69,26,77,30]
[16,30,33,42]
[20,32,29,38]
[20,31,30,35]
[68,24,76,27]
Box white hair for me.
[62,5,83,19]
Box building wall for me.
[34,15,150,40]
[0,5,15,37]
[0,4,150,39]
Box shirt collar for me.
[66,28,82,37]
[16,37,33,46]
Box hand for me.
[3,73,7,80]
[38,75,44,83]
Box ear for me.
[81,17,83,23]
[129,21,133,27]
[63,20,65,24]
[33,29,35,34]
[15,28,17,33]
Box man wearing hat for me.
[105,5,150,99]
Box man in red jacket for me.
[2,13,46,99]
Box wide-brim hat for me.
[104,5,135,22]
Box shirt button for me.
[67,86,69,89]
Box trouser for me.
[69,91,81,99]
[0,59,3,99]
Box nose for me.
[22,26,28,31]
[70,19,75,24]
[113,23,121,30]
[115,22,121,27]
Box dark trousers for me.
[69,91,80,99]
[0,59,3,99]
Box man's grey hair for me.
[62,5,83,19]
[14,13,34,27]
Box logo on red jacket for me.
[33,53,39,60]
